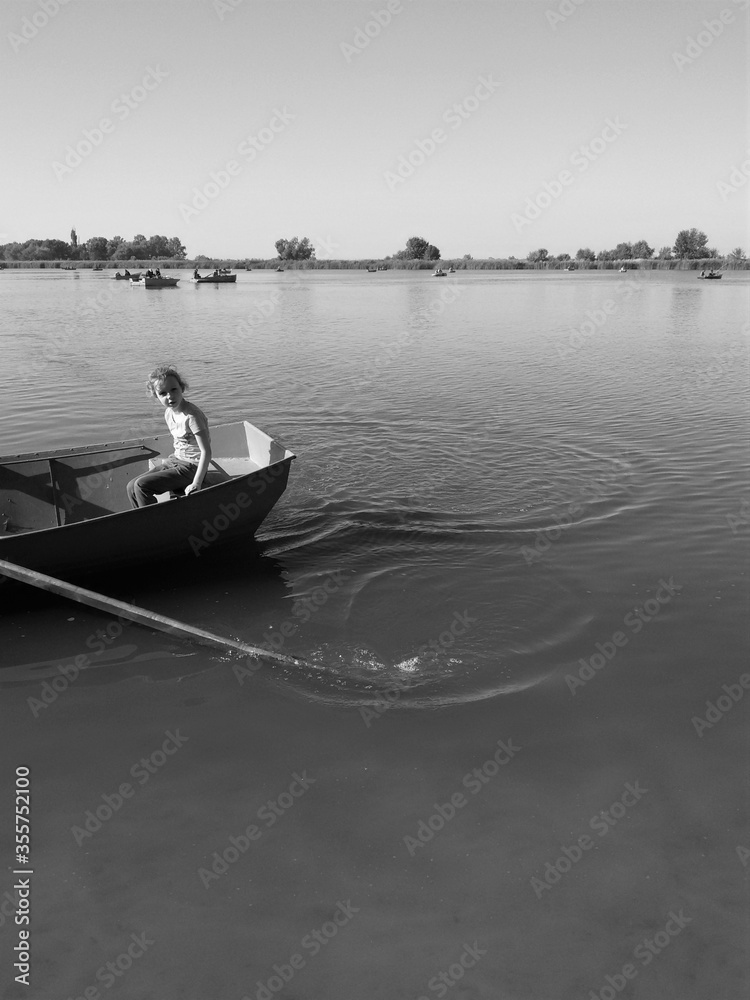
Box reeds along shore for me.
[1,257,747,271]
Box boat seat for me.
[148,457,260,502]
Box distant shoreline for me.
[1,258,747,271]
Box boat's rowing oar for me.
[0,558,305,669]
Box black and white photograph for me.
[0,1,748,997]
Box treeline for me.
[1,232,186,262]
[1,256,747,271]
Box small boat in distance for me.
[697,270,723,279]
[0,421,295,578]
[433,268,447,277]
[131,275,180,288]
[448,266,456,273]
[276,267,285,272]
[113,271,141,280]
[191,272,237,284]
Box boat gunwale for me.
[0,421,295,466]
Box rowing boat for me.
[0,421,295,577]
[190,273,237,283]
[131,276,180,288]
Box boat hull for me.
[0,422,294,578]
[191,274,237,283]
[131,277,180,288]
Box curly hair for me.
[146,364,188,398]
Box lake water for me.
[0,268,748,998]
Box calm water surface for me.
[0,268,748,998]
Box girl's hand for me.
[184,482,200,496]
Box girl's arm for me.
[185,428,211,495]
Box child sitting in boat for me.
[126,365,212,508]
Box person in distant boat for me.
[193,268,200,279]
[155,268,162,278]
[126,365,212,508]
[124,269,131,277]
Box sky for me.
[1,0,748,260]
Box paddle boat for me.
[113,271,141,280]
[447,266,456,273]
[92,265,104,271]
[131,275,180,288]
[0,421,295,577]
[432,268,447,277]
[697,271,723,279]
[276,267,285,272]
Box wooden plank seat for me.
[149,457,260,502]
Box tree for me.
[402,236,429,260]
[597,248,617,261]
[631,240,654,259]
[728,247,746,261]
[107,236,125,258]
[165,236,187,259]
[576,247,596,261]
[673,228,709,259]
[424,243,440,260]
[556,253,571,261]
[275,236,314,260]
[85,236,109,260]
[527,248,548,263]
[614,242,633,259]
[657,246,673,259]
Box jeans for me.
[127,456,199,509]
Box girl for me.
[127,365,212,508]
